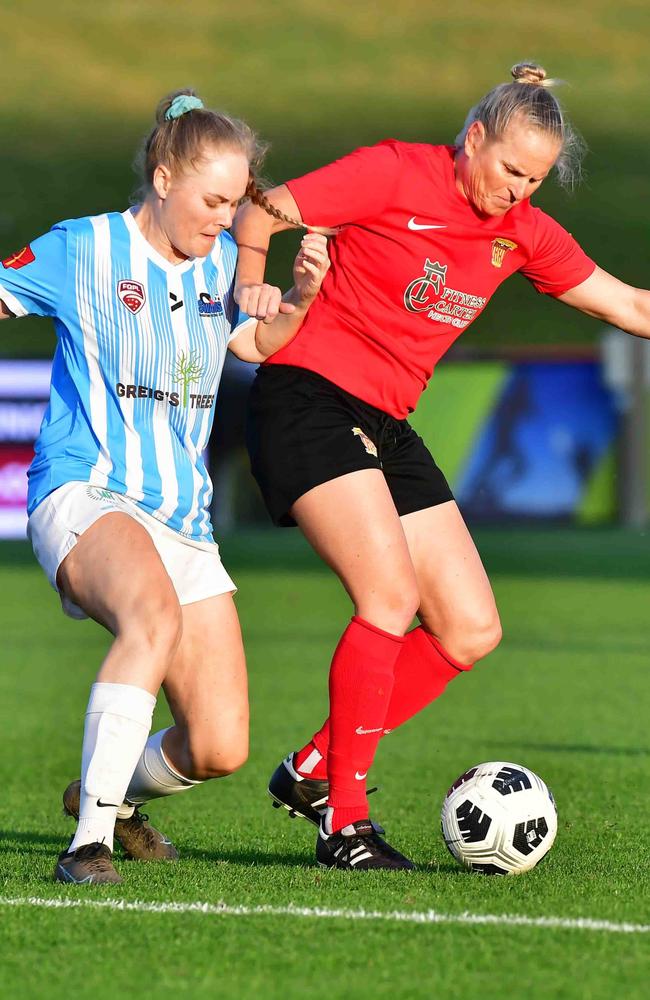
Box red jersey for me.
[266,141,596,418]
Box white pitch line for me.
[1,897,649,934]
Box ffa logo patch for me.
[491,238,517,268]
[117,279,146,314]
[352,427,378,458]
[2,245,35,270]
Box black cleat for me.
[268,753,386,833]
[63,780,179,861]
[268,754,329,826]
[54,842,122,884]
[316,819,415,871]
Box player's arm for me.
[231,185,304,324]
[0,230,67,320]
[228,233,329,364]
[557,266,650,338]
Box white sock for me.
[68,682,156,854]
[125,727,201,805]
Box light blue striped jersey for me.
[0,209,254,542]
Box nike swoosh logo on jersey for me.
[407,217,447,231]
[355,726,383,735]
[355,771,368,781]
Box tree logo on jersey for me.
[2,245,35,270]
[403,258,447,312]
[491,238,517,268]
[351,427,378,458]
[170,350,204,407]
[117,279,146,315]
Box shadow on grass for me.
[482,741,650,758]
[0,830,310,869]
[0,829,64,854]
[0,829,466,877]
[173,845,316,868]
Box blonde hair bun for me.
[511,62,554,88]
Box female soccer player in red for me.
[233,62,650,870]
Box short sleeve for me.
[286,140,403,228]
[520,210,596,297]
[227,304,255,343]
[0,226,68,318]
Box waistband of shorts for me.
[258,364,406,427]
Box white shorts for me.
[27,482,236,620]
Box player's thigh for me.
[57,510,181,637]
[290,469,420,632]
[162,593,249,768]
[400,500,501,661]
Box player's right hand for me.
[235,282,295,324]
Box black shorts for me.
[246,364,454,527]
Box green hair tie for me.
[165,95,204,120]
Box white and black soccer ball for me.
[440,761,557,875]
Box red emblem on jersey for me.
[2,245,35,270]
[117,279,146,315]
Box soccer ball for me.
[440,761,557,875]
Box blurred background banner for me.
[0,360,50,537]
[411,358,620,524]
[1,0,649,533]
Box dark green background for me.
[1,0,649,357]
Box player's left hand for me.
[292,233,330,304]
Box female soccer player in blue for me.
[0,89,329,884]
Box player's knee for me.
[119,593,183,666]
[185,738,249,780]
[146,600,183,659]
[445,611,502,665]
[358,581,420,634]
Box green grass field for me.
[1,528,649,999]
[2,5,650,995]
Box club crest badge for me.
[117,279,146,314]
[2,245,35,270]
[197,291,224,317]
[491,238,517,269]
[352,427,378,458]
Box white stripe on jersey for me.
[182,259,219,538]
[172,263,204,538]
[144,260,180,524]
[110,219,144,500]
[78,219,112,487]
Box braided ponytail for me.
[245,176,339,236]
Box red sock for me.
[325,616,405,832]
[295,627,472,780]
[294,723,329,779]
[384,628,470,730]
